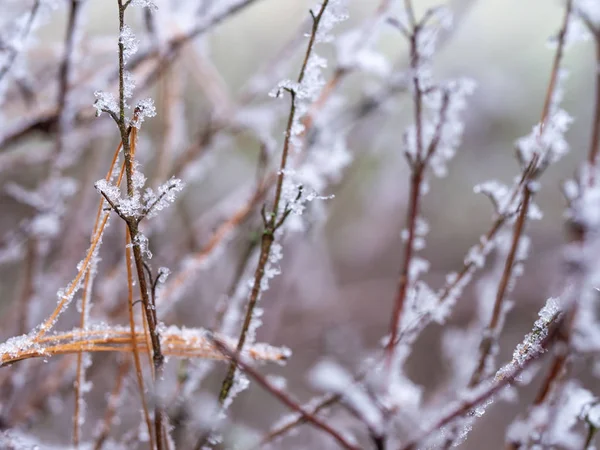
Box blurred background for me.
[0,0,597,448]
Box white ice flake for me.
[93,91,118,117]
[119,24,139,63]
[131,98,157,129]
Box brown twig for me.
[126,231,155,450]
[216,0,332,408]
[384,16,452,370]
[444,5,573,446]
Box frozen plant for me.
[1,0,600,449]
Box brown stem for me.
[126,232,154,450]
[539,0,572,134]
[385,19,429,370]
[115,1,165,447]
[385,167,423,365]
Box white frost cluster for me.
[93,90,118,117]
[315,0,349,43]
[269,0,348,152]
[405,78,476,177]
[565,170,600,232]
[119,25,139,63]
[95,174,184,221]
[131,98,157,129]
[142,177,185,218]
[546,382,597,448]
[516,69,572,168]
[496,297,560,379]
[93,17,157,126]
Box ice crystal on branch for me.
[119,24,139,63]
[131,98,157,129]
[93,91,118,117]
[314,0,349,43]
[498,297,560,373]
[130,0,158,11]
[142,177,185,218]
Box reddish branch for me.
[400,318,561,450]
[211,336,360,450]
[468,186,532,387]
[385,12,452,368]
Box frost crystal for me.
[119,25,139,63]
[134,233,152,259]
[131,98,157,129]
[93,91,118,117]
[496,297,560,379]
[157,267,170,284]
[142,177,185,218]
[315,0,349,43]
[130,0,158,10]
[123,70,135,101]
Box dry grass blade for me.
[0,327,289,366]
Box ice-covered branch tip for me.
[93,91,119,119]
[495,297,561,381]
[95,176,184,221]
[119,24,139,64]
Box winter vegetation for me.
[0,0,600,448]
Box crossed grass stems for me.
[1,0,600,449]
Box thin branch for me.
[468,185,532,387]
[258,393,341,447]
[384,19,434,370]
[399,320,561,450]
[111,1,166,446]
[539,0,572,134]
[216,0,331,408]
[210,335,360,450]
[126,232,155,450]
